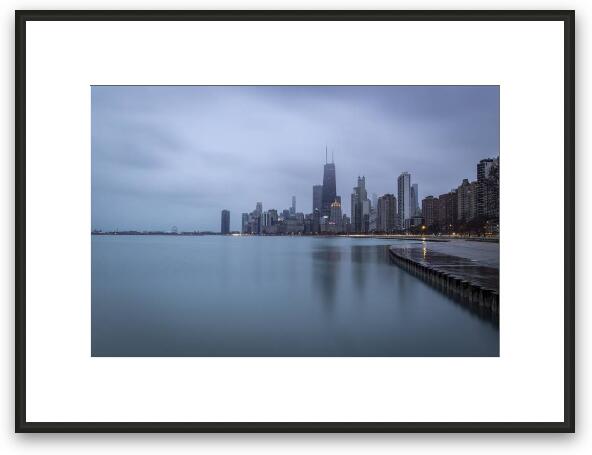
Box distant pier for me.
[389,243,499,313]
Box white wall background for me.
[0,0,587,454]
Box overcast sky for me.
[91,86,499,232]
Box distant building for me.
[477,157,500,219]
[290,196,296,215]
[320,215,330,233]
[282,214,304,234]
[263,219,279,234]
[421,196,438,228]
[369,207,377,232]
[410,215,424,228]
[377,193,397,232]
[369,194,378,232]
[260,209,279,234]
[248,203,262,234]
[397,172,411,230]
[362,200,371,233]
[221,210,230,234]
[312,185,323,213]
[457,179,478,222]
[321,153,337,218]
[438,190,458,232]
[410,183,420,216]
[264,209,279,234]
[351,176,369,233]
[351,191,360,232]
[303,216,313,234]
[330,200,343,232]
[342,214,351,233]
[312,208,321,233]
[241,213,249,233]
[262,212,270,228]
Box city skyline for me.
[238,154,498,236]
[92,86,500,231]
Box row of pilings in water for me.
[388,248,499,314]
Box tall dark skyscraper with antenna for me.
[321,147,337,218]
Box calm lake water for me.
[91,236,499,356]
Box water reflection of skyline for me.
[312,246,341,312]
[312,244,385,310]
[350,245,368,293]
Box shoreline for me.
[91,232,499,243]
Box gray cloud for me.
[92,86,499,231]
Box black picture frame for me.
[15,9,575,433]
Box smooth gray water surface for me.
[92,236,499,356]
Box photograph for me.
[16,9,574,433]
[91,85,500,357]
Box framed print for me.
[15,10,575,432]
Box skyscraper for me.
[397,172,411,229]
[262,211,270,229]
[312,185,323,213]
[438,190,458,231]
[362,199,371,233]
[351,192,360,233]
[261,209,279,234]
[330,200,342,232]
[321,149,337,218]
[369,193,379,232]
[241,213,249,234]
[357,176,368,201]
[250,203,262,234]
[477,157,500,219]
[290,196,296,215]
[457,179,477,222]
[268,209,278,225]
[369,207,377,232]
[421,196,438,228]
[377,194,397,232]
[221,210,230,234]
[351,176,369,233]
[312,208,321,234]
[410,183,420,216]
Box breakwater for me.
[389,246,499,313]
